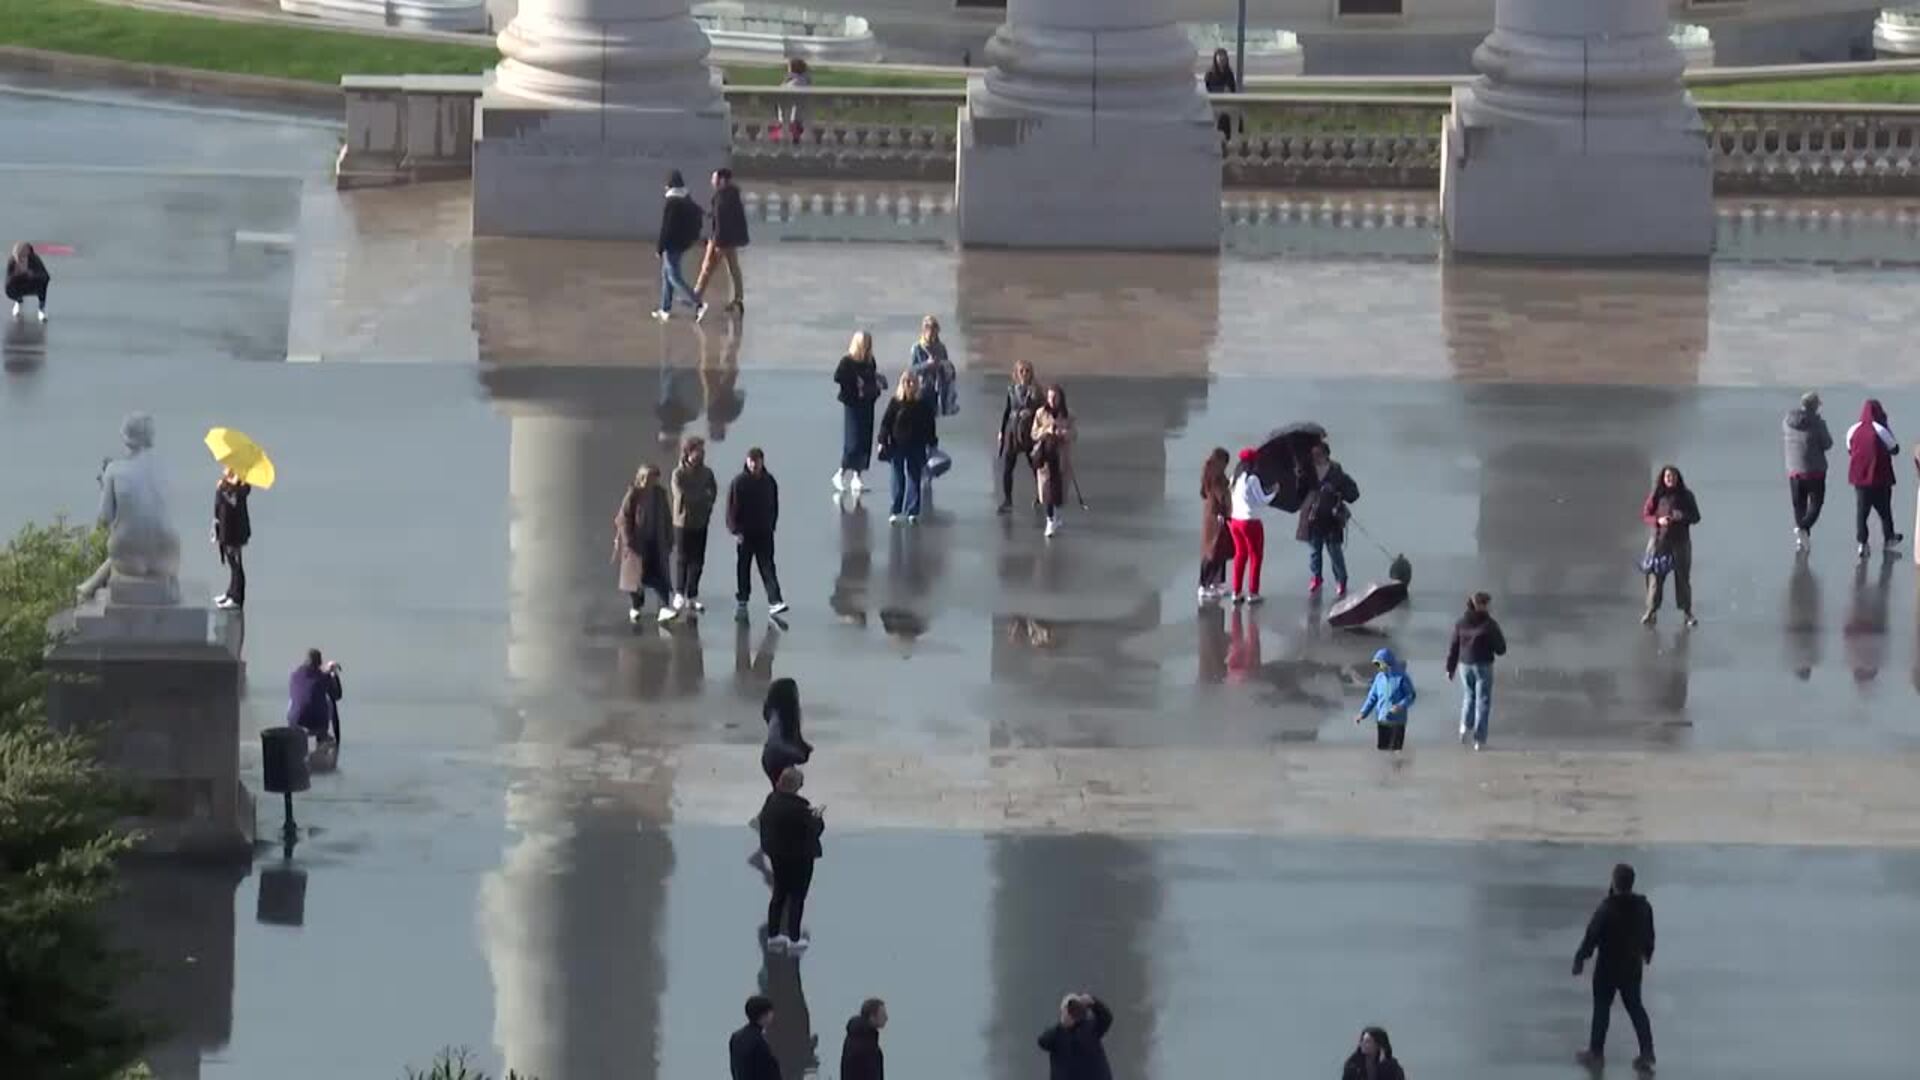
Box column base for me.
[472,85,730,241]
[1441,88,1713,259]
[956,83,1220,251]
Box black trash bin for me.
[261,726,310,794]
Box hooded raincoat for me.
[1357,647,1416,725]
[1847,399,1900,490]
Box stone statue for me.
[76,413,181,604]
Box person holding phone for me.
[757,765,824,953]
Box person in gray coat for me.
[1784,390,1834,552]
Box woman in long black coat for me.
[1341,1026,1406,1080]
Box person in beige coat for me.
[614,464,675,625]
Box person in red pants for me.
[1226,448,1271,604]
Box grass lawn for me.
[1693,74,1920,105]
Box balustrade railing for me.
[1703,103,1920,195]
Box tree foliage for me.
[0,521,143,1080]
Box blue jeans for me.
[659,249,699,312]
[1460,663,1493,743]
[1307,537,1347,585]
[890,446,926,516]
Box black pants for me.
[1590,974,1654,1059]
[1375,723,1406,751]
[1788,474,1826,532]
[675,525,708,598]
[1855,485,1899,544]
[736,531,783,604]
[5,278,47,306]
[999,443,1032,506]
[220,545,245,606]
[767,857,814,939]
[1199,553,1228,589]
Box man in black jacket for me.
[839,997,886,1080]
[1573,863,1656,1073]
[728,447,787,618]
[1037,993,1113,1080]
[696,168,750,313]
[1444,591,1508,749]
[654,169,706,322]
[729,995,782,1080]
[758,766,823,951]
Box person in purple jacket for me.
[287,648,343,745]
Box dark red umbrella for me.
[1327,549,1414,629]
[1251,422,1327,513]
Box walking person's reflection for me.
[735,618,782,701]
[830,497,872,626]
[700,320,745,443]
[1782,555,1822,681]
[759,947,817,1079]
[1197,603,1229,685]
[1225,606,1262,683]
[1843,554,1895,684]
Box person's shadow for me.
[3,317,47,374]
[1843,553,1896,684]
[758,947,818,1078]
[1782,552,1822,681]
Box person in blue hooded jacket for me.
[1355,646,1415,751]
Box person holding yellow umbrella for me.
[205,428,274,611]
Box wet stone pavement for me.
[3,81,1920,1080]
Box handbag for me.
[927,447,953,478]
[1638,534,1674,576]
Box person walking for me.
[839,998,887,1080]
[1199,447,1233,604]
[671,436,718,614]
[1573,863,1657,1073]
[1036,993,1113,1080]
[1639,465,1701,627]
[211,467,252,611]
[728,447,788,618]
[779,57,812,140]
[614,465,676,625]
[909,316,958,497]
[1782,390,1833,552]
[1355,647,1415,751]
[653,170,706,322]
[6,241,50,321]
[1226,448,1272,603]
[832,330,885,495]
[1031,384,1075,539]
[761,677,812,786]
[1847,398,1903,559]
[1298,441,1361,598]
[729,995,783,1080]
[1341,1026,1407,1080]
[695,168,749,314]
[287,648,343,747]
[758,766,824,953]
[997,359,1043,513]
[1444,591,1507,749]
[1204,48,1239,142]
[878,371,936,525]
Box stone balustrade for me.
[335,77,1920,196]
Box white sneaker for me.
[650,309,670,322]
[1794,527,1809,552]
[628,607,643,624]
[1858,543,1871,560]
[831,468,847,492]
[656,606,677,624]
[1044,518,1059,538]
[670,592,686,610]
[215,596,240,611]
[768,601,790,616]
[766,934,792,953]
[889,513,901,524]
[907,514,919,525]
[35,308,45,322]
[1198,586,1213,604]
[849,473,866,493]
[691,599,706,613]
[695,302,710,323]
[8,302,17,319]
[786,935,809,955]
[1231,593,1246,605]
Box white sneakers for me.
[695,302,710,323]
[769,601,790,616]
[214,595,240,610]
[764,933,810,955]
[655,606,676,624]
[888,513,901,525]
[849,473,866,494]
[832,470,868,494]
[628,606,644,625]
[832,468,848,492]
[1794,527,1809,552]
[1044,518,1059,538]
[650,309,670,323]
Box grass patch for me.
[1694,73,1920,105]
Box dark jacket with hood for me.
[709,183,751,249]
[657,187,704,254]
[6,248,50,291]
[879,396,938,457]
[1847,399,1900,489]
[1445,608,1507,675]
[1782,402,1833,477]
[728,466,780,536]
[728,1021,781,1080]
[1575,889,1656,981]
[760,679,812,785]
[1296,461,1360,543]
[840,1015,884,1080]
[213,479,252,548]
[1037,999,1114,1080]
[757,789,824,865]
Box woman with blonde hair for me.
[877,370,937,524]
[1031,384,1075,538]
[614,463,676,624]
[832,329,885,494]
[997,358,1042,512]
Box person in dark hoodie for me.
[5,241,49,321]
[1782,390,1834,552]
[839,998,887,1080]
[1298,441,1361,598]
[1639,465,1702,628]
[760,677,812,785]
[654,169,706,322]
[1846,397,1903,560]
[1037,992,1113,1080]
[1444,591,1507,750]
[211,467,252,611]
[729,995,782,1080]
[758,765,824,953]
[696,167,750,314]
[1573,863,1657,1073]
[1341,1026,1407,1080]
[286,648,343,746]
[728,447,788,618]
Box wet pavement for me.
[5,83,1920,1080]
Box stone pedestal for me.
[1441,0,1713,259]
[956,0,1220,251]
[46,583,253,861]
[471,0,731,240]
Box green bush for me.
[403,1048,538,1080]
[0,521,106,733]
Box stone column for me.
[473,0,730,239]
[1441,0,1713,258]
[956,0,1220,251]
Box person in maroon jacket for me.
[1846,398,1903,559]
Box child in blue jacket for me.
[1356,646,1416,751]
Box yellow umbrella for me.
[204,427,276,489]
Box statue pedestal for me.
[47,586,254,861]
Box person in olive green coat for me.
[672,435,719,614]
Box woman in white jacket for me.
[1227,448,1271,604]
